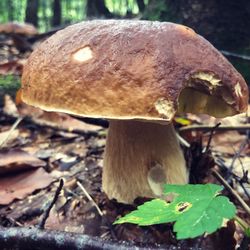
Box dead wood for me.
[38,179,64,230]
[0,226,147,250]
[179,124,250,132]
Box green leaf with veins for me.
[114,184,236,239]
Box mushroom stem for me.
[103,120,188,204]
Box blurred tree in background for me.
[25,0,39,26]
[0,0,249,83]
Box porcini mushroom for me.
[21,20,248,203]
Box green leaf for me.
[114,199,178,226]
[174,117,191,126]
[114,184,236,240]
[245,228,250,238]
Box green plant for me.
[0,75,21,103]
[114,183,248,239]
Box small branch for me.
[234,215,250,231]
[176,133,190,148]
[179,124,250,132]
[221,50,250,61]
[38,179,64,229]
[0,116,23,148]
[212,169,250,217]
[205,123,221,153]
[0,226,134,250]
[2,112,100,138]
[76,181,103,216]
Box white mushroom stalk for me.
[103,120,188,204]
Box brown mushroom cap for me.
[21,20,248,122]
[0,22,38,36]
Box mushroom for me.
[0,22,37,36]
[21,20,248,204]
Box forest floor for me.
[0,26,250,250]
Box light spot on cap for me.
[235,82,242,97]
[154,98,175,120]
[72,46,93,62]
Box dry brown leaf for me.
[19,102,101,131]
[5,96,102,132]
[3,94,19,117]
[223,156,250,198]
[204,131,247,155]
[0,168,53,205]
[185,105,249,127]
[0,60,25,75]
[0,149,46,174]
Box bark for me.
[25,0,39,27]
[0,226,137,250]
[86,0,113,18]
[7,0,14,21]
[52,0,61,27]
[145,0,250,51]
[137,0,146,13]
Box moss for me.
[0,74,21,105]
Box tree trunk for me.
[137,0,146,13]
[7,0,14,21]
[144,0,250,51]
[25,0,39,27]
[52,0,61,27]
[86,0,113,18]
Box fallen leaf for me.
[3,94,19,117]
[203,131,247,155]
[185,112,248,126]
[223,156,250,198]
[0,60,25,75]
[0,149,46,174]
[0,168,53,205]
[5,96,102,132]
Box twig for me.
[235,215,249,231]
[215,157,250,199]
[230,140,249,172]
[38,179,64,229]
[76,181,103,216]
[212,169,250,217]
[221,50,250,61]
[176,133,190,148]
[179,124,250,132]
[0,226,138,250]
[2,112,100,138]
[205,123,221,153]
[0,116,23,148]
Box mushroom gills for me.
[178,87,237,118]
